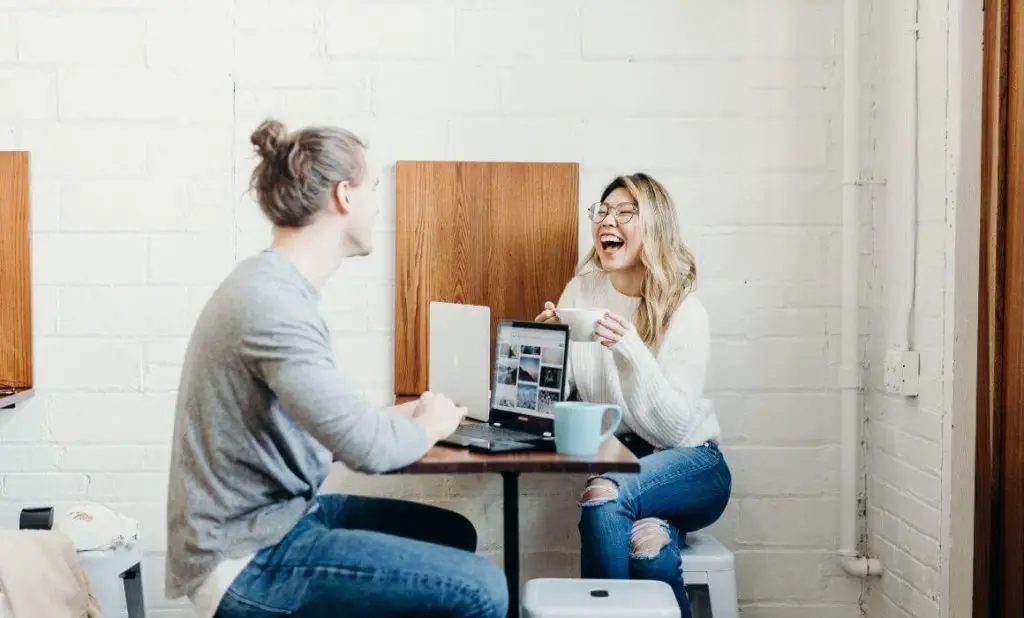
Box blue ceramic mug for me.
[552,402,623,456]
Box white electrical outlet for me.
[883,349,920,396]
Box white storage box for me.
[522,578,680,618]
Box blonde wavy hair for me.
[582,173,698,349]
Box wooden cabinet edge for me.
[0,151,33,392]
[0,388,35,410]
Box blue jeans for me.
[579,437,732,618]
[216,494,509,617]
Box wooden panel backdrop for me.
[394,161,579,397]
[0,152,32,391]
[976,0,1024,614]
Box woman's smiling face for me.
[590,186,642,272]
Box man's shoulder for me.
[198,253,321,337]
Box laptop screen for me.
[492,322,568,418]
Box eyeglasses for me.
[587,201,638,224]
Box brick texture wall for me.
[862,0,974,616]
[0,1,873,616]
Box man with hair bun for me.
[165,118,509,618]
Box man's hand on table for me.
[388,392,467,444]
[412,391,467,443]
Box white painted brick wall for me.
[0,14,14,64]
[457,3,580,61]
[0,69,55,120]
[326,1,454,59]
[863,0,967,616]
[0,1,903,616]
[34,340,144,392]
[14,13,145,67]
[32,235,148,285]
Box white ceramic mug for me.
[554,308,607,343]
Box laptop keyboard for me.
[452,423,539,443]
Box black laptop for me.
[439,319,570,454]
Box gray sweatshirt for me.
[165,249,430,599]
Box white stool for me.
[522,578,680,618]
[680,532,738,618]
[77,544,146,618]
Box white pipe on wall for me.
[899,0,922,351]
[839,0,882,578]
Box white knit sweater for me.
[557,271,720,449]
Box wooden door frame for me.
[974,1,1006,614]
[975,0,1024,614]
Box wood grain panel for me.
[0,152,32,390]
[976,1,1008,613]
[394,161,578,396]
[977,0,1024,614]
[1004,1,1024,608]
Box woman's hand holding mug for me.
[535,301,560,324]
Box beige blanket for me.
[0,530,100,618]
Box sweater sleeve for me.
[241,301,432,474]
[611,298,710,449]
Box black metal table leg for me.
[502,471,520,618]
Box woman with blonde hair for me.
[536,172,730,616]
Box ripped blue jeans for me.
[578,437,731,617]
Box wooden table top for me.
[392,437,640,475]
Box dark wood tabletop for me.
[393,437,640,475]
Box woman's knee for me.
[579,477,620,506]
[629,518,671,559]
[627,518,682,584]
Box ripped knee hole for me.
[580,478,618,505]
[629,518,670,557]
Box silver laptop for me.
[430,304,570,452]
[428,301,491,421]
